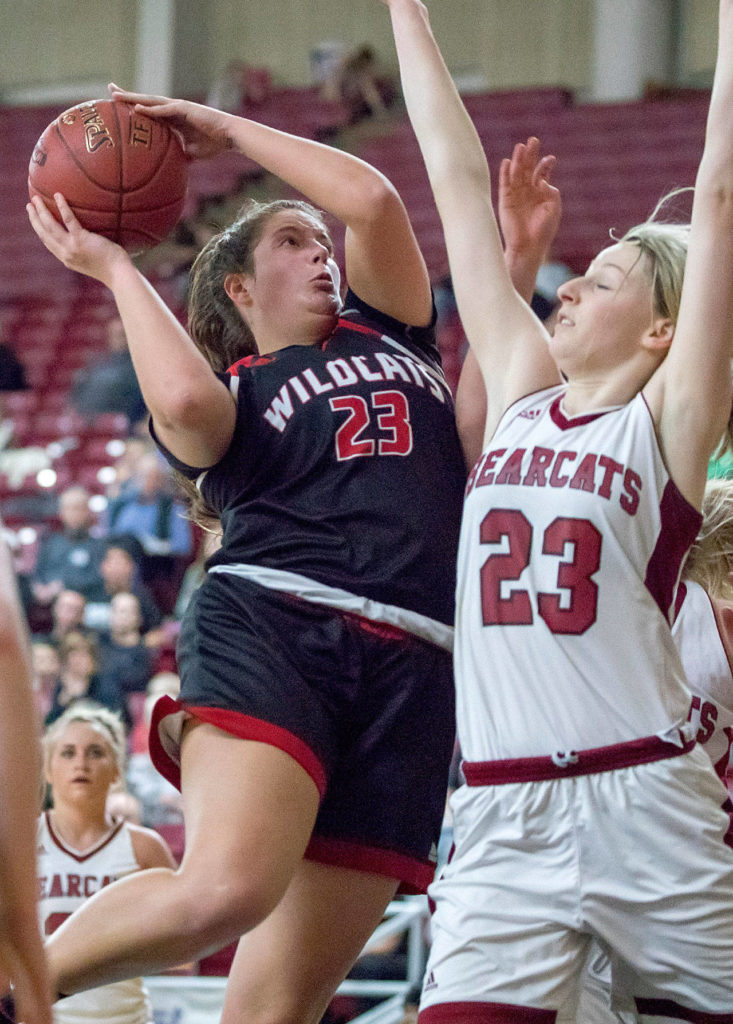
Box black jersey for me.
[155,291,466,636]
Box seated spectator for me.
[105,453,193,614]
[71,317,147,429]
[30,486,106,608]
[126,672,184,828]
[36,588,88,645]
[45,631,123,725]
[30,640,61,723]
[97,592,153,702]
[321,44,396,124]
[0,316,28,392]
[84,538,163,640]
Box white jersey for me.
[674,580,733,782]
[37,813,153,1024]
[456,386,702,762]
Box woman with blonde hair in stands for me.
[40,703,175,1024]
[381,0,733,1019]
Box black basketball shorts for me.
[150,572,455,893]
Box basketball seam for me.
[112,102,123,243]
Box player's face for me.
[551,242,659,376]
[246,210,342,330]
[46,721,119,803]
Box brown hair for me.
[58,630,98,671]
[186,197,330,370]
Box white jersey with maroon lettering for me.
[576,580,733,1024]
[675,580,733,782]
[456,385,701,763]
[37,813,153,1024]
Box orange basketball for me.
[28,99,188,251]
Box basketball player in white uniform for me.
[40,705,175,1024]
[382,0,733,1019]
[579,480,733,1023]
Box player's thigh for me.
[421,782,590,1023]
[583,751,733,1016]
[220,859,399,1024]
[178,722,321,913]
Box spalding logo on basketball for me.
[28,99,188,251]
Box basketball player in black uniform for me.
[25,88,466,1024]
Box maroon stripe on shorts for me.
[305,834,434,895]
[419,1002,556,1023]
[463,732,695,785]
[149,695,328,797]
[635,997,733,1022]
[722,797,733,851]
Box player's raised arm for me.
[456,136,563,467]
[380,0,559,431]
[26,194,235,470]
[646,0,733,508]
[108,85,431,328]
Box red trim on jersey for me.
[673,580,688,622]
[305,834,434,895]
[721,798,733,850]
[45,811,125,863]
[463,731,696,785]
[149,696,328,798]
[419,1002,557,1023]
[645,481,702,623]
[227,354,274,374]
[549,394,614,429]
[634,998,733,1022]
[336,318,383,339]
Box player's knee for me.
[177,867,283,944]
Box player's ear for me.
[224,272,252,307]
[643,316,674,353]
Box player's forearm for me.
[696,0,733,192]
[105,258,229,426]
[220,112,398,230]
[505,249,544,306]
[386,0,490,200]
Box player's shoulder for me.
[127,822,177,869]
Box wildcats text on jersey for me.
[466,444,642,516]
[263,349,451,433]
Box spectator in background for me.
[105,453,193,614]
[30,487,105,608]
[44,631,123,726]
[321,44,396,124]
[0,342,28,392]
[97,592,153,705]
[84,538,163,639]
[127,672,184,830]
[71,317,147,430]
[30,641,61,723]
[37,589,88,645]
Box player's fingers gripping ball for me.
[28,98,188,251]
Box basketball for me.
[27,98,188,251]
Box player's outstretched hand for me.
[108,84,231,159]
[26,194,130,287]
[498,136,561,264]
